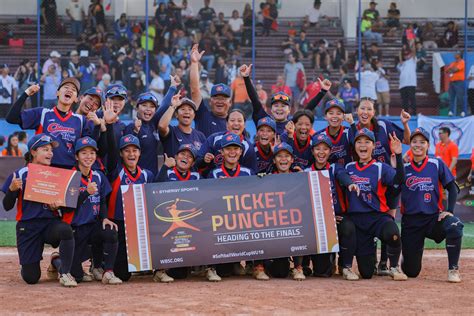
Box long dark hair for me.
[357,97,379,131]
[6,134,20,156]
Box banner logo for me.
[154,198,202,237]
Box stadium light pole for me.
[251,0,256,82]
[37,0,41,106]
[463,0,468,114]
[357,0,362,94]
[145,0,150,88]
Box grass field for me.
[1,220,474,248]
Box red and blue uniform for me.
[280,132,314,169]
[156,165,201,182]
[195,99,227,137]
[254,143,273,174]
[316,126,352,166]
[162,125,206,158]
[208,164,254,178]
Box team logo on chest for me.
[406,176,434,192]
[47,123,76,141]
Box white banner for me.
[417,114,474,156]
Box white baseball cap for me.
[50,50,61,58]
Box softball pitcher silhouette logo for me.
[154,198,203,237]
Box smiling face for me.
[273,151,294,173]
[271,102,290,122]
[9,135,19,148]
[325,107,344,128]
[357,100,375,127]
[295,116,312,144]
[257,126,275,147]
[137,101,156,122]
[175,150,194,172]
[312,143,331,165]
[226,111,245,135]
[176,104,195,127]
[120,145,140,170]
[31,144,54,166]
[57,83,78,106]
[410,135,429,159]
[221,145,242,167]
[210,95,231,117]
[76,147,97,169]
[110,96,126,114]
[79,94,101,114]
[355,136,374,162]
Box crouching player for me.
[400,127,463,283]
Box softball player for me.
[280,110,315,169]
[254,117,277,174]
[1,134,76,286]
[344,128,407,280]
[155,144,201,182]
[399,127,463,283]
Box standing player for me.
[1,134,76,286]
[254,117,277,174]
[280,110,315,169]
[344,128,407,280]
[399,127,463,283]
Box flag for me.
[105,0,112,11]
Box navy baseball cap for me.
[312,133,333,149]
[106,84,128,99]
[177,98,197,111]
[273,142,294,156]
[211,83,231,97]
[353,128,375,143]
[83,87,104,106]
[28,134,59,152]
[119,134,141,150]
[257,117,276,132]
[271,91,291,105]
[75,136,98,153]
[177,144,198,159]
[324,98,345,114]
[136,92,158,107]
[410,127,430,142]
[220,133,243,148]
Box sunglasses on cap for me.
[137,93,157,105]
[31,135,53,149]
[360,97,375,102]
[273,94,290,102]
[106,86,127,98]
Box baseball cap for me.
[58,77,81,94]
[120,134,141,150]
[273,142,294,156]
[353,128,375,144]
[50,50,61,58]
[75,136,98,153]
[256,80,263,85]
[136,92,158,107]
[106,84,128,99]
[343,78,352,84]
[312,133,333,149]
[83,87,103,107]
[324,98,345,114]
[257,117,276,132]
[410,127,430,142]
[177,144,198,159]
[27,134,59,152]
[177,98,197,111]
[220,133,243,148]
[211,83,232,97]
[271,91,291,105]
[0,64,8,69]
[200,70,209,79]
[70,50,78,57]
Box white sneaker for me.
[102,271,123,285]
[389,266,408,281]
[293,267,306,281]
[461,111,466,117]
[448,269,461,283]
[59,273,78,287]
[342,268,359,281]
[253,266,270,281]
[46,252,60,280]
[91,267,104,281]
[448,111,454,116]
[206,268,221,282]
[153,270,174,283]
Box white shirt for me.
[468,65,474,89]
[150,76,165,92]
[397,57,417,89]
[67,0,85,21]
[376,68,390,92]
[356,70,379,100]
[0,75,18,104]
[181,4,195,18]
[228,18,244,33]
[42,58,61,76]
[308,8,321,24]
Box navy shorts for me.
[16,218,63,265]
[348,212,394,256]
[401,214,446,255]
[72,222,102,261]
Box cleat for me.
[59,273,78,287]
[233,263,246,276]
[102,271,123,285]
[377,262,390,276]
[253,265,270,281]
[389,267,408,281]
[47,252,60,280]
[448,269,461,283]
[91,267,104,281]
[152,270,174,283]
[293,267,306,281]
[81,272,94,282]
[206,268,221,282]
[342,268,359,281]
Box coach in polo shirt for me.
[189,44,232,137]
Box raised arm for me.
[6,84,40,125]
[305,78,331,111]
[189,44,205,109]
[158,94,181,138]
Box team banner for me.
[417,114,474,156]
[122,171,338,271]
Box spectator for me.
[242,3,253,46]
[66,50,80,78]
[361,15,383,44]
[261,3,273,37]
[227,57,239,84]
[356,63,379,101]
[363,1,381,24]
[0,135,4,153]
[386,2,400,29]
[42,50,61,76]
[415,42,427,71]
[141,24,156,52]
[332,40,348,70]
[281,34,296,56]
[41,0,58,35]
[40,64,61,109]
[421,22,438,49]
[336,78,359,114]
[375,61,390,116]
[114,13,132,41]
[158,49,173,91]
[89,0,106,34]
[213,12,228,36]
[231,74,252,119]
[403,24,417,48]
[214,56,229,85]
[397,49,417,115]
[17,131,28,154]
[199,32,217,72]
[97,73,111,91]
[0,64,17,118]
[366,43,382,67]
[435,127,459,177]
[228,10,244,43]
[299,76,322,114]
[295,31,310,60]
[111,51,125,83]
[313,40,331,70]
[440,21,458,48]
[155,3,171,37]
[271,74,292,96]
[199,70,212,101]
[468,63,474,115]
[256,80,268,108]
[1,134,22,157]
[167,0,183,28]
[66,0,86,38]
[197,0,217,33]
[14,59,31,96]
[284,54,305,107]
[76,33,92,56]
[306,1,323,27]
[181,0,196,28]
[95,57,109,82]
[446,52,466,117]
[78,54,96,93]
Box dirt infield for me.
[0,248,473,315]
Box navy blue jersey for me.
[63,170,111,226]
[281,132,314,169]
[95,111,127,172]
[316,126,352,166]
[199,131,258,172]
[349,119,404,164]
[1,167,58,221]
[194,100,227,137]
[401,157,455,215]
[155,165,201,182]
[345,160,396,213]
[208,164,254,178]
[124,120,161,175]
[162,125,206,157]
[252,105,289,136]
[107,165,153,221]
[254,142,273,173]
[20,107,94,168]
